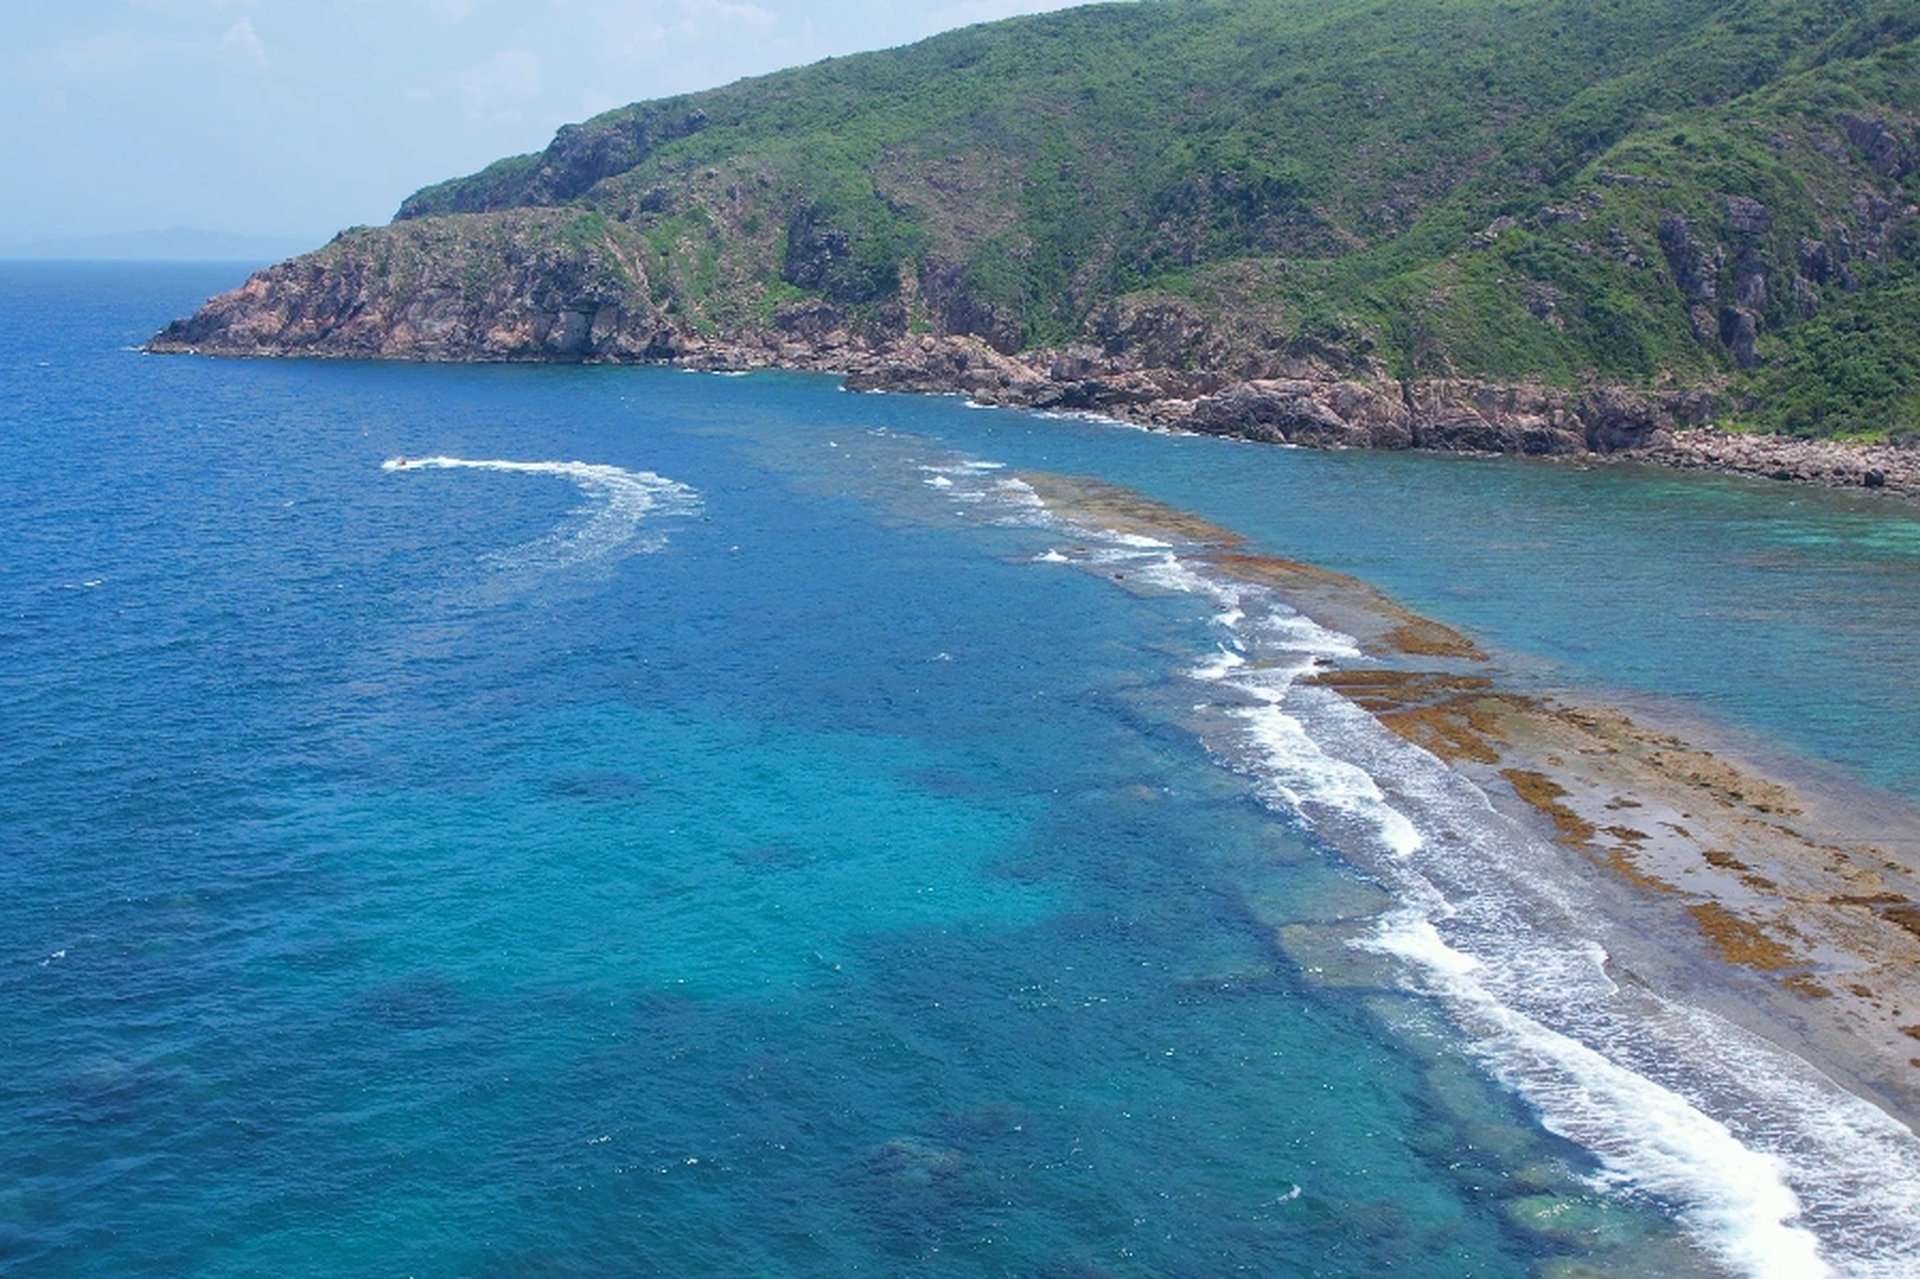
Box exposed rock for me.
[1472,215,1519,248]
[1088,295,1219,370]
[1579,386,1700,452]
[772,298,848,343]
[1521,281,1565,325]
[1656,214,1729,347]
[1187,378,1409,448]
[783,204,893,304]
[918,253,1023,354]
[145,219,1915,501]
[1723,194,1773,238]
[149,217,664,362]
[1797,237,1835,284]
[1657,215,1719,305]
[1717,304,1762,368]
[1632,428,1920,496]
[1840,113,1914,180]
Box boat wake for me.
[384,456,702,573]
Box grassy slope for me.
[388,0,1920,438]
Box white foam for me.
[987,477,1050,520]
[897,441,1920,1275]
[950,456,1920,1277]
[1187,646,1247,681]
[1234,696,1427,856]
[384,456,701,571]
[1250,670,1920,1277]
[1117,549,1247,606]
[919,460,1006,475]
[899,438,1920,1274]
[1368,912,1831,1279]
[1033,408,1147,431]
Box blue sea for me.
[5,262,1920,1278]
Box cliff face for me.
[151,0,1920,451]
[153,212,678,362]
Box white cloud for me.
[218,17,268,69]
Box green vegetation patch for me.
[347,0,1920,437]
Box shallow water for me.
[4,263,1920,1277]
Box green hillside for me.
[165,0,1920,440]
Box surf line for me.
[921,459,1920,1279]
[383,455,702,569]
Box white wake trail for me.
[384,456,702,571]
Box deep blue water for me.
[4,263,1920,1278]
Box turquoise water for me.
[4,264,1920,1277]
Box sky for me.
[0,0,1096,249]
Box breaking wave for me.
[917,445,1920,1279]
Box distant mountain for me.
[5,227,328,262]
[153,0,1919,447]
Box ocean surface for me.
[5,261,1920,1278]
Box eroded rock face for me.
[1188,379,1410,449]
[1840,113,1915,180]
[782,205,899,305]
[139,243,1711,464]
[1178,377,1717,458]
[1089,296,1223,371]
[917,254,1024,355]
[1658,214,1724,348]
[148,215,674,362]
[152,260,1916,495]
[147,193,1911,494]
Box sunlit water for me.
[5,263,1920,1277]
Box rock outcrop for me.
[146,0,1920,493]
[1633,427,1920,494]
[148,221,1915,498]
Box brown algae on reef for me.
[1019,464,1920,1120]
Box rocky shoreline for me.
[841,334,1920,498]
[704,329,1920,499]
[150,285,1920,500]
[1629,426,1919,495]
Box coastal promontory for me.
[153,0,1920,478]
